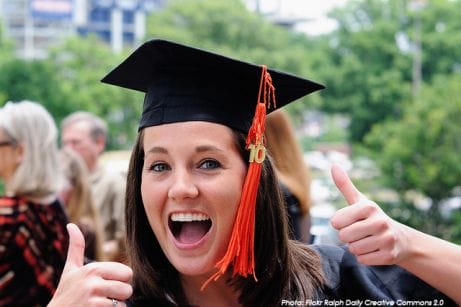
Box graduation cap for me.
[101,39,324,132]
[101,38,324,288]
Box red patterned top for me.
[0,197,68,306]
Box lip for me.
[168,211,213,251]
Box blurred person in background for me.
[60,147,105,261]
[266,109,312,244]
[0,100,68,306]
[61,111,126,262]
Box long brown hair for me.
[126,129,325,306]
[60,148,105,261]
[265,110,311,216]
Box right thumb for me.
[63,223,85,273]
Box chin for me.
[176,261,215,277]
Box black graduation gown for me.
[127,245,457,306]
[312,244,457,306]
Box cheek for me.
[140,177,164,229]
[141,178,156,207]
[216,170,247,224]
[72,147,87,159]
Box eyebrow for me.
[195,145,224,153]
[145,145,224,155]
[145,146,168,154]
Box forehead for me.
[142,121,236,147]
[62,120,91,135]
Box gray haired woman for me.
[0,100,68,306]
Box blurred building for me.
[244,0,312,30]
[0,0,164,59]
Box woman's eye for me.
[199,159,221,170]
[149,162,170,172]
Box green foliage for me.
[451,210,461,244]
[365,74,461,200]
[47,36,143,149]
[317,0,461,142]
[316,0,413,142]
[0,34,143,149]
[417,0,461,80]
[364,74,461,238]
[0,20,14,63]
[0,23,20,104]
[0,59,73,117]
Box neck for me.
[87,160,98,173]
[181,273,241,307]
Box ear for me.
[94,136,106,155]
[14,143,25,165]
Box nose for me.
[167,169,199,200]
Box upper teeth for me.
[171,213,210,222]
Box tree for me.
[0,35,142,149]
[0,58,73,117]
[417,0,461,82]
[364,73,461,239]
[317,0,461,142]
[0,20,14,63]
[0,21,16,103]
[315,0,412,142]
[47,35,143,149]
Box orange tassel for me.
[201,66,276,290]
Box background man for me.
[61,111,126,261]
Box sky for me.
[245,0,349,35]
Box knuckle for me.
[382,252,396,264]
[83,262,101,275]
[356,255,368,265]
[348,243,359,255]
[362,202,378,216]
[384,232,397,245]
[375,219,389,232]
[86,278,105,296]
[338,229,349,242]
[123,284,134,299]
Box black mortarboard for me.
[101,39,324,132]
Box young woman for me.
[49,39,460,307]
[0,101,69,306]
[60,147,105,261]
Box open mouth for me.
[169,212,212,244]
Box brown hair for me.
[125,129,325,306]
[60,147,105,261]
[265,110,311,216]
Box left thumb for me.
[331,164,366,205]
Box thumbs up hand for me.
[330,165,410,266]
[48,223,133,307]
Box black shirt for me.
[312,244,456,306]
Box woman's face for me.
[0,129,20,182]
[141,121,246,278]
